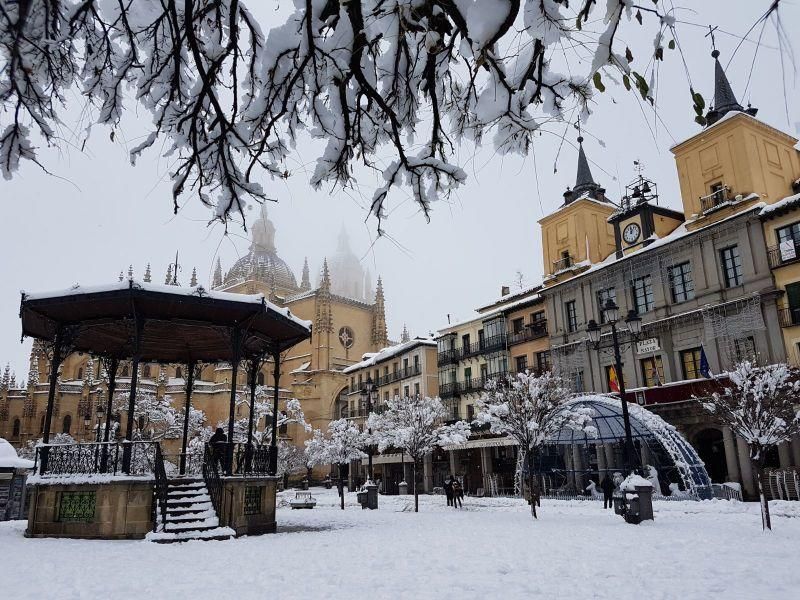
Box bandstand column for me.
[791,436,800,467]
[122,316,144,474]
[246,359,259,450]
[226,328,242,475]
[101,357,119,472]
[722,427,740,483]
[268,349,281,475]
[41,325,66,472]
[179,360,196,475]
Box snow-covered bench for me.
[289,492,317,509]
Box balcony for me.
[779,307,800,328]
[438,371,509,399]
[767,240,800,269]
[376,365,421,387]
[437,335,507,365]
[437,348,459,366]
[699,187,730,214]
[552,255,574,273]
[508,321,548,346]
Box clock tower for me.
[608,173,685,258]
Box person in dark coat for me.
[209,428,227,471]
[443,475,454,506]
[452,478,464,509]
[600,475,615,509]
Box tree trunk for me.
[413,459,420,513]
[526,449,537,519]
[337,464,345,511]
[752,458,771,531]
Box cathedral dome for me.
[222,206,299,293]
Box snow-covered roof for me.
[0,438,35,469]
[342,338,436,373]
[759,192,800,218]
[22,279,312,330]
[290,361,312,374]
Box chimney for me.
[501,286,510,297]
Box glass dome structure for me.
[534,394,712,499]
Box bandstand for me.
[19,279,311,540]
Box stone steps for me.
[149,478,232,543]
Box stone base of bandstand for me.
[219,476,278,537]
[25,478,154,540]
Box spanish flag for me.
[608,366,620,393]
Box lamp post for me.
[360,377,378,482]
[587,298,642,474]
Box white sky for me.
[1,1,798,380]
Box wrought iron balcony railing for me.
[778,307,800,328]
[767,240,800,269]
[552,255,574,273]
[508,322,548,345]
[699,187,730,214]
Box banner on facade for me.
[780,239,796,261]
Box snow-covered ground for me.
[2,488,800,599]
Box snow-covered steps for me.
[150,477,232,543]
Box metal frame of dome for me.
[534,394,712,499]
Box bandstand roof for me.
[20,280,312,363]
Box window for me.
[142,364,151,378]
[403,358,409,371]
[786,282,800,326]
[536,351,551,373]
[733,336,756,362]
[393,363,398,375]
[631,275,654,313]
[121,365,130,377]
[777,222,800,246]
[62,414,72,434]
[464,367,472,382]
[531,310,546,324]
[413,355,420,371]
[720,246,743,287]
[384,366,389,377]
[478,329,485,349]
[393,388,399,398]
[596,287,617,323]
[403,385,410,397]
[257,372,265,386]
[12,418,20,437]
[487,354,507,377]
[571,371,584,392]
[640,356,665,387]
[414,382,420,397]
[461,334,471,351]
[480,364,488,381]
[175,366,182,379]
[467,404,475,421]
[484,318,505,340]
[680,348,702,380]
[279,412,288,435]
[384,391,389,403]
[565,300,578,332]
[515,355,528,373]
[668,262,694,303]
[512,318,524,334]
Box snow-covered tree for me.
[475,371,594,518]
[113,391,205,442]
[305,419,368,510]
[0,0,743,228]
[701,361,800,531]
[369,395,470,512]
[216,390,309,446]
[17,432,75,460]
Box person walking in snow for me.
[452,478,464,509]
[444,475,454,506]
[601,475,615,509]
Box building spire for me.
[372,276,388,348]
[165,264,173,285]
[300,257,311,290]
[563,136,606,205]
[190,267,198,287]
[143,263,152,283]
[401,323,410,343]
[705,49,757,126]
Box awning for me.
[440,436,518,451]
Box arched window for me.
[12,418,21,437]
[121,365,130,377]
[257,372,265,386]
[175,366,183,379]
[143,364,151,378]
[279,411,288,435]
[76,367,83,380]
[62,414,72,435]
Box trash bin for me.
[619,475,654,524]
[357,491,368,509]
[398,481,408,495]
[366,483,379,510]
[613,491,626,516]
[324,477,332,489]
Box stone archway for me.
[693,428,727,483]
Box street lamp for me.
[586,299,642,475]
[360,377,378,482]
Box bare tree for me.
[475,371,594,518]
[0,0,731,228]
[701,361,800,530]
[305,418,367,510]
[369,394,470,512]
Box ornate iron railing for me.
[508,322,548,345]
[202,443,224,518]
[767,241,800,269]
[778,307,800,328]
[699,186,730,214]
[552,255,573,272]
[152,444,168,532]
[35,441,157,476]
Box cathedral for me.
[0,205,389,470]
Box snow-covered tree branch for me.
[217,389,309,446]
[475,370,593,518]
[305,417,368,509]
[369,394,470,512]
[0,0,717,228]
[701,361,800,530]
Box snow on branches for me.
[701,361,800,530]
[217,388,309,446]
[476,370,593,517]
[305,417,368,468]
[113,391,205,442]
[1,0,685,227]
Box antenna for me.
[705,25,718,53]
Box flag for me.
[699,347,710,378]
[608,366,620,393]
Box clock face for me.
[623,222,641,244]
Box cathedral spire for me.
[118,270,123,282]
[190,267,198,287]
[143,263,152,283]
[372,276,388,348]
[705,49,757,127]
[127,264,133,279]
[401,323,410,343]
[165,264,173,285]
[563,136,606,205]
[301,257,311,290]
[212,258,223,288]
[315,258,334,338]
